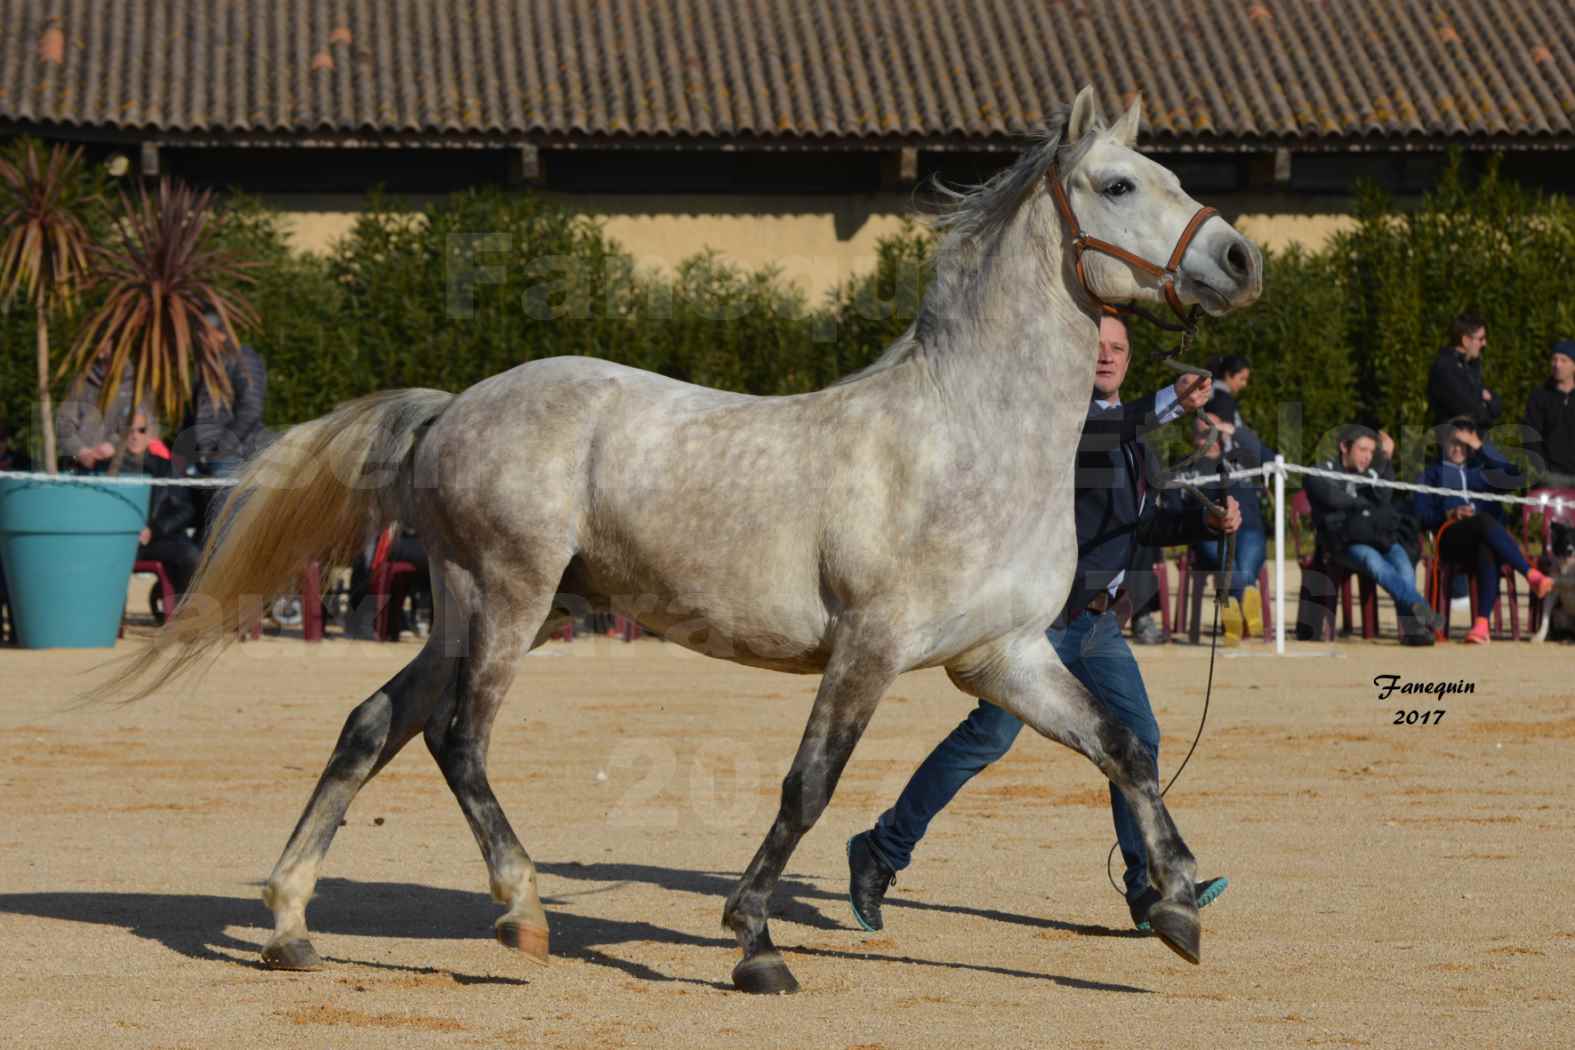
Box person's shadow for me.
[0,864,1151,993]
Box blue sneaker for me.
[1133,876,1229,931]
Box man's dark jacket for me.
[1426,346,1500,428]
[1523,380,1575,480]
[176,344,269,463]
[1303,454,1410,570]
[1059,392,1212,623]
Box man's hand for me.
[74,447,99,468]
[1447,504,1476,522]
[1174,374,1213,413]
[1458,429,1483,451]
[94,440,115,460]
[1378,430,1396,459]
[138,527,152,545]
[1206,495,1242,535]
[1482,389,1494,402]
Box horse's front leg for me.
[722,624,900,994]
[948,630,1203,964]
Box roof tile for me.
[0,0,1569,144]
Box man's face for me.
[1093,316,1131,399]
[1460,326,1487,359]
[1551,353,1574,385]
[1445,429,1472,465]
[1342,436,1376,472]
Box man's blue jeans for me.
[1195,525,1267,601]
[1343,542,1426,609]
[868,610,1162,905]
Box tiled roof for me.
[1,0,1571,147]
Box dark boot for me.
[1400,601,1439,645]
[846,831,896,932]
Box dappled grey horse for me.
[116,88,1262,993]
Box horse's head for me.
[1055,86,1262,320]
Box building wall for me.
[269,191,1360,301]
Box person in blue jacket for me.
[1414,417,1553,644]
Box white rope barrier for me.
[0,469,239,488]
[1279,461,1562,508]
[1155,458,1569,655]
[8,458,1567,660]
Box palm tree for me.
[61,178,258,475]
[0,140,105,474]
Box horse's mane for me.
[835,107,1096,385]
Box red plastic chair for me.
[1523,488,1575,635]
[1151,558,1171,636]
[119,559,261,640]
[1289,489,1378,640]
[301,561,324,642]
[136,559,177,625]
[1425,521,1521,641]
[119,559,179,637]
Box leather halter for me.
[1045,163,1217,331]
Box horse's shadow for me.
[538,859,1144,941]
[0,865,1150,994]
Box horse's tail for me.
[100,388,455,703]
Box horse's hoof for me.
[732,950,800,995]
[1146,901,1201,965]
[496,920,550,964]
[261,938,324,971]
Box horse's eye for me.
[1104,178,1135,198]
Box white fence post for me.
[1274,455,1286,655]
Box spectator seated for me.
[1414,419,1550,644]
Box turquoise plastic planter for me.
[0,477,150,649]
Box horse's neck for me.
[914,216,1097,445]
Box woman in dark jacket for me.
[114,413,202,603]
[1414,419,1553,644]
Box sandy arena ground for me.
[2,625,1572,1050]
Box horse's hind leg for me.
[261,642,458,970]
[948,631,1202,964]
[424,567,557,963]
[723,625,899,993]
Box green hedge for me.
[1335,155,1575,466]
[3,159,1571,483]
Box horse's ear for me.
[1068,85,1101,143]
[1110,95,1143,146]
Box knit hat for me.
[1552,339,1575,364]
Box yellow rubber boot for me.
[1241,585,1264,639]
[1219,595,1244,646]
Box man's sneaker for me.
[1132,876,1229,931]
[846,831,897,932]
[1409,601,1445,634]
[1131,613,1167,645]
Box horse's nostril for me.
[1224,242,1249,276]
